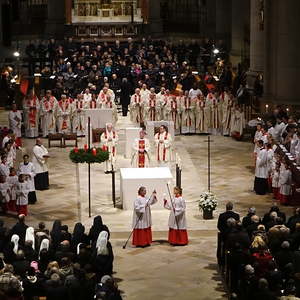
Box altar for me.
[83,108,113,129]
[120,167,173,210]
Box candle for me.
[84,144,88,152]
[74,147,79,153]
[286,107,290,113]
[265,104,269,112]
[92,147,97,156]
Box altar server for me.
[57,94,72,134]
[154,125,172,164]
[132,129,150,168]
[23,89,40,138]
[72,94,86,136]
[32,139,49,190]
[0,155,10,178]
[101,123,118,173]
[254,140,268,195]
[16,174,30,216]
[7,167,18,212]
[279,161,292,205]
[130,88,144,124]
[164,186,188,246]
[40,90,58,137]
[132,187,157,247]
[18,154,37,204]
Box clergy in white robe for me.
[181,92,195,134]
[15,174,30,216]
[154,125,172,164]
[8,103,22,139]
[83,88,92,106]
[140,84,151,101]
[18,154,37,204]
[145,92,160,121]
[130,89,144,124]
[195,95,210,134]
[7,168,18,212]
[222,92,234,136]
[254,140,268,195]
[131,130,150,168]
[101,123,118,173]
[32,139,49,190]
[57,94,72,134]
[100,91,118,124]
[23,90,40,138]
[0,155,10,178]
[271,164,280,200]
[188,85,202,100]
[72,94,86,136]
[0,175,10,214]
[132,187,157,247]
[40,90,58,137]
[163,186,188,245]
[279,163,292,205]
[158,88,171,121]
[206,91,221,134]
[230,105,245,141]
[169,95,181,134]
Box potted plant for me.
[198,192,217,220]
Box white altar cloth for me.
[120,167,173,210]
[83,109,113,129]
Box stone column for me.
[230,0,250,66]
[246,0,265,90]
[264,0,300,104]
[147,0,163,36]
[45,0,66,38]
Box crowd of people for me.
[218,202,300,299]
[0,214,122,300]
[253,108,300,205]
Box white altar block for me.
[120,167,173,210]
[146,121,175,141]
[125,127,141,159]
[83,109,113,129]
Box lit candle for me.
[74,147,79,153]
[265,104,269,112]
[84,144,88,152]
[92,147,97,156]
[286,107,290,113]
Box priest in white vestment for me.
[40,90,58,137]
[32,139,49,190]
[145,91,160,122]
[195,95,210,134]
[132,187,157,247]
[101,123,118,173]
[57,94,72,134]
[18,154,37,204]
[154,125,172,164]
[279,162,292,205]
[181,91,195,134]
[164,186,188,245]
[8,103,22,142]
[130,88,144,124]
[169,95,181,134]
[15,174,30,216]
[131,130,150,168]
[254,140,268,195]
[23,90,40,138]
[72,94,86,136]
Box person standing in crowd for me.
[254,140,268,195]
[163,186,188,246]
[8,103,22,147]
[23,89,40,138]
[130,88,144,124]
[32,138,50,190]
[15,174,30,216]
[120,78,132,117]
[131,129,150,168]
[154,125,172,165]
[132,187,157,247]
[18,154,37,204]
[101,123,118,174]
[57,94,72,134]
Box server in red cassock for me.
[132,187,157,247]
[164,186,188,246]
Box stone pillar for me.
[45,0,66,38]
[215,0,231,49]
[147,0,163,36]
[230,0,250,66]
[246,0,265,90]
[264,0,300,104]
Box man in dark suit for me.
[217,202,240,234]
[9,214,28,246]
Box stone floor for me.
[0,110,294,299]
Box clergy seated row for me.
[129,87,245,137]
[216,202,300,299]
[22,87,117,138]
[0,215,122,300]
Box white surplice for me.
[18,162,36,192]
[32,145,49,174]
[8,110,22,138]
[154,131,172,163]
[164,196,187,230]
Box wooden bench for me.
[63,133,78,147]
[48,133,63,148]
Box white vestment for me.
[181,97,195,134]
[40,96,58,137]
[130,94,144,124]
[132,195,157,229]
[23,95,40,138]
[72,100,86,136]
[145,96,160,121]
[18,162,36,192]
[131,138,150,168]
[195,99,210,134]
[16,181,30,206]
[7,175,18,201]
[279,167,292,196]
[154,131,172,163]
[0,182,10,204]
[57,99,72,134]
[164,196,187,229]
[32,145,49,174]
[101,130,118,172]
[255,148,268,179]
[8,110,22,138]
[0,163,10,177]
